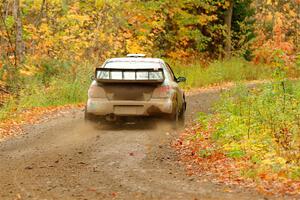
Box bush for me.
[200,80,300,178]
[0,60,92,121]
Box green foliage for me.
[0,0,257,69]
[232,0,256,58]
[170,58,273,89]
[131,0,255,57]
[226,149,245,158]
[202,80,300,177]
[0,59,91,121]
[5,15,15,29]
[198,148,215,158]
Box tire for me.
[170,99,185,130]
[84,106,94,122]
[84,106,105,125]
[178,108,185,128]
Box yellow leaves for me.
[289,10,297,18]
[198,14,218,25]
[128,15,147,25]
[179,38,189,47]
[265,13,273,22]
[123,30,133,39]
[95,0,105,9]
[126,39,145,54]
[167,49,190,59]
[39,23,50,34]
[67,14,90,25]
[19,64,38,76]
[223,1,231,9]
[261,153,287,170]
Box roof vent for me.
[127,54,146,58]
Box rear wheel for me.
[84,106,95,122]
[170,99,185,130]
[84,106,106,126]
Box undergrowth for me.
[170,58,275,89]
[0,59,92,121]
[198,79,300,180]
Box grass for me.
[197,80,300,180]
[0,60,92,121]
[170,58,274,88]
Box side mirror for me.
[90,75,95,81]
[176,77,186,83]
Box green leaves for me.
[95,0,105,9]
[61,0,69,13]
[226,149,245,158]
[206,81,300,178]
[5,16,15,29]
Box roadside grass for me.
[170,58,274,89]
[0,60,92,121]
[196,80,300,181]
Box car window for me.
[165,63,176,81]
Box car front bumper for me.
[86,98,174,116]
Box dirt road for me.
[0,88,280,200]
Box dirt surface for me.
[0,88,288,200]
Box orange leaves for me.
[252,16,296,66]
[253,1,299,67]
[0,104,84,140]
[167,50,191,59]
[174,123,300,196]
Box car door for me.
[165,63,185,112]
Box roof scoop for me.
[127,54,146,58]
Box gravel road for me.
[0,88,284,200]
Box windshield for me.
[104,61,162,69]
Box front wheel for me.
[174,107,185,130]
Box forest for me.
[0,0,299,88]
[0,0,298,113]
[0,0,300,195]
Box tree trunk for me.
[224,0,234,59]
[35,0,46,27]
[13,0,23,64]
[0,1,17,66]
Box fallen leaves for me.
[0,104,84,140]
[173,123,300,197]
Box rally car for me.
[85,54,186,127]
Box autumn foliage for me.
[0,1,299,195]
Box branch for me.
[34,0,46,27]
[0,11,17,66]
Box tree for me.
[231,0,255,60]
[13,0,23,63]
[224,0,234,59]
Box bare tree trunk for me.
[13,0,23,64]
[35,0,46,27]
[224,0,234,59]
